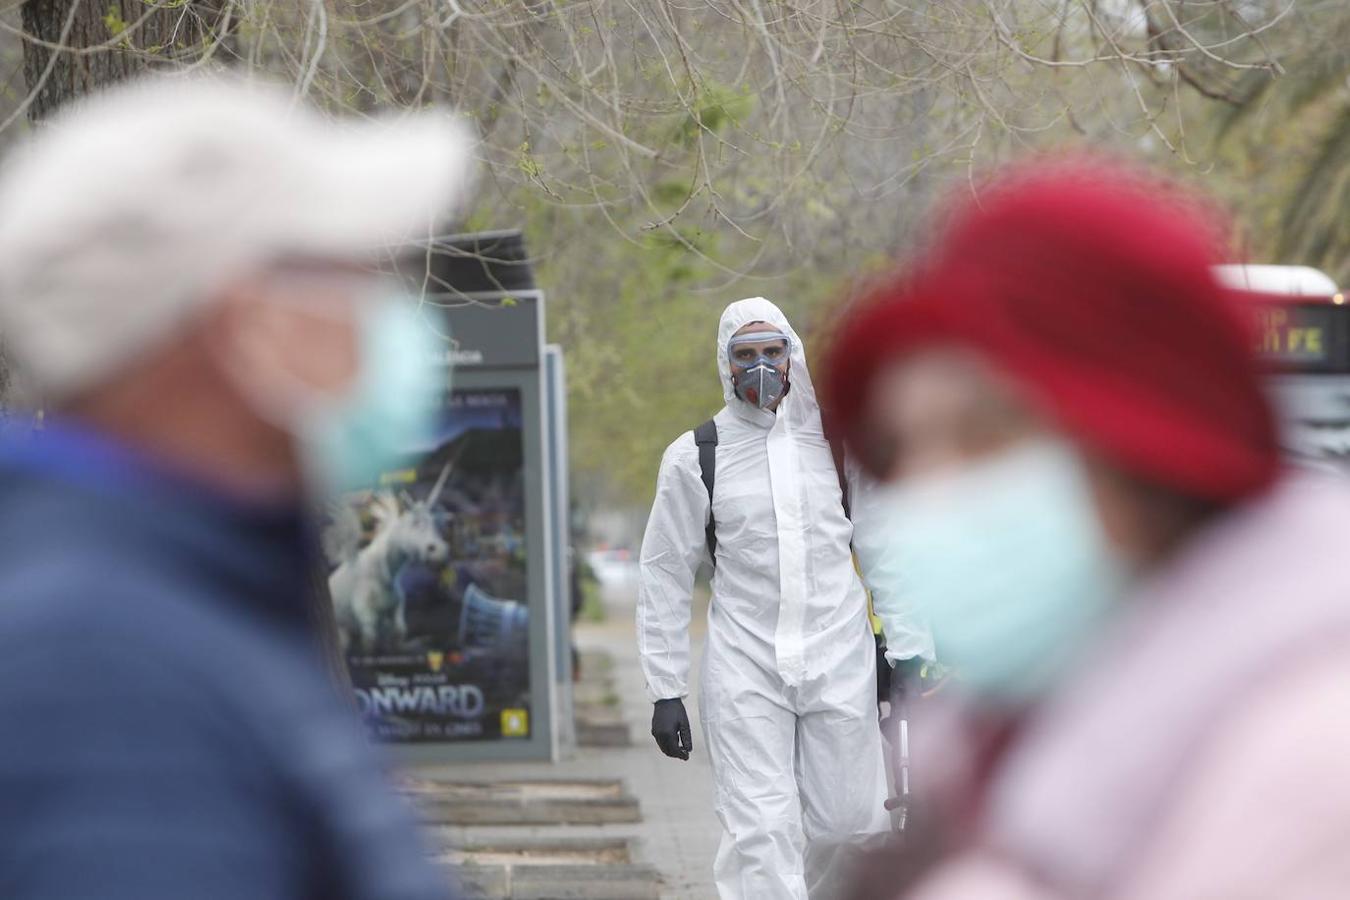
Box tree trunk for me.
[20,0,225,123]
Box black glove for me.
[889,655,926,704]
[875,634,891,704]
[651,697,692,760]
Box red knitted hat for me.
[825,159,1279,501]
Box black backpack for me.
[693,417,850,565]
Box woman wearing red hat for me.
[829,160,1350,899]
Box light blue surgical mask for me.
[227,285,446,498]
[874,439,1128,705]
[300,295,445,494]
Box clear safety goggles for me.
[727,331,791,369]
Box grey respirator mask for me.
[728,331,791,410]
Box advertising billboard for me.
[326,388,533,743]
[323,229,563,761]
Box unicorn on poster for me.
[327,462,453,654]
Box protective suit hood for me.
[717,297,820,430]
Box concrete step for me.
[455,862,661,899]
[574,701,632,748]
[405,777,642,826]
[572,680,622,707]
[512,863,661,899]
[575,719,632,748]
[447,836,631,865]
[443,837,660,900]
[575,651,614,686]
[571,649,633,747]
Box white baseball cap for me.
[0,73,477,401]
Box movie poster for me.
[324,388,531,743]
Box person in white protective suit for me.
[636,296,931,899]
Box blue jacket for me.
[0,425,455,900]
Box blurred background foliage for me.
[2,0,1348,537]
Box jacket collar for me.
[0,420,316,630]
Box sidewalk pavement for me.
[414,584,721,899]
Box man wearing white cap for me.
[0,75,472,899]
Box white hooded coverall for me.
[637,297,901,899]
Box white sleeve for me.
[636,432,709,701]
[847,456,937,664]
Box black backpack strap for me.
[693,418,719,565]
[821,413,851,521]
[831,438,851,521]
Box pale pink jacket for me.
[909,472,1350,900]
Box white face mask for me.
[872,439,1129,705]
